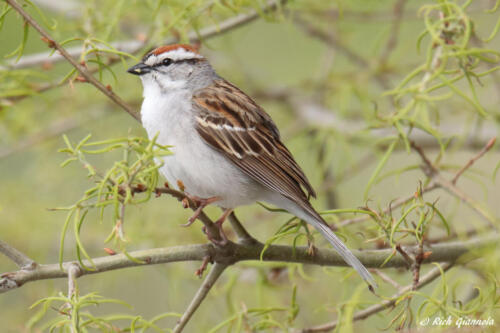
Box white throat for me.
[139,75,193,151]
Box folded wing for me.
[193,79,316,213]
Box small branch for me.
[379,0,407,62]
[395,244,413,268]
[452,137,497,184]
[337,183,439,228]
[153,187,221,242]
[173,263,228,333]
[300,263,453,332]
[0,243,213,294]
[293,15,390,89]
[34,0,81,18]
[6,0,140,121]
[371,269,402,290]
[0,110,105,159]
[254,89,499,151]
[1,234,497,294]
[0,239,36,269]
[412,239,426,291]
[410,141,438,176]
[228,211,257,244]
[293,15,369,70]
[419,45,442,92]
[6,0,286,70]
[410,140,498,226]
[66,263,81,333]
[67,263,80,299]
[436,175,498,226]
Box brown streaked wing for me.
[193,79,317,209]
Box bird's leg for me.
[180,195,220,227]
[203,208,233,246]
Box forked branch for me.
[1,234,497,294]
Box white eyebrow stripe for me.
[145,49,204,66]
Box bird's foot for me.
[180,195,220,227]
[307,243,318,256]
[202,208,232,246]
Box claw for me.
[180,195,220,227]
[204,208,232,246]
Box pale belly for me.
[158,142,261,208]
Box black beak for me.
[127,62,151,76]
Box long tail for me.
[288,202,377,288]
[307,216,377,287]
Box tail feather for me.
[264,195,377,287]
[290,201,377,288]
[310,218,377,288]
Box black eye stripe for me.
[153,58,201,67]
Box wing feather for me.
[193,79,316,208]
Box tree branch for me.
[0,110,105,159]
[173,263,228,333]
[66,263,81,333]
[1,234,497,294]
[337,183,439,228]
[228,211,258,244]
[411,140,499,226]
[299,262,453,332]
[452,137,497,185]
[5,0,286,70]
[292,15,390,89]
[253,89,500,151]
[0,239,36,269]
[5,0,140,121]
[153,187,222,243]
[379,0,407,63]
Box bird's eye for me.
[162,58,172,66]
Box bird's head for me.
[127,44,215,92]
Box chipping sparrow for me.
[127,44,376,287]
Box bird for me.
[127,44,376,287]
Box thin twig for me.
[410,140,498,226]
[0,110,105,159]
[452,137,497,184]
[4,54,122,105]
[3,0,287,109]
[5,0,286,70]
[67,263,80,298]
[5,0,138,121]
[299,263,453,332]
[410,141,438,176]
[379,0,407,62]
[293,15,390,89]
[151,187,222,242]
[293,16,369,69]
[228,211,257,244]
[337,183,439,228]
[66,263,81,333]
[34,0,81,18]
[173,263,228,333]
[371,269,402,290]
[419,45,442,92]
[0,239,36,269]
[254,89,499,152]
[435,175,498,226]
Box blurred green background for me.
[1,0,499,331]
